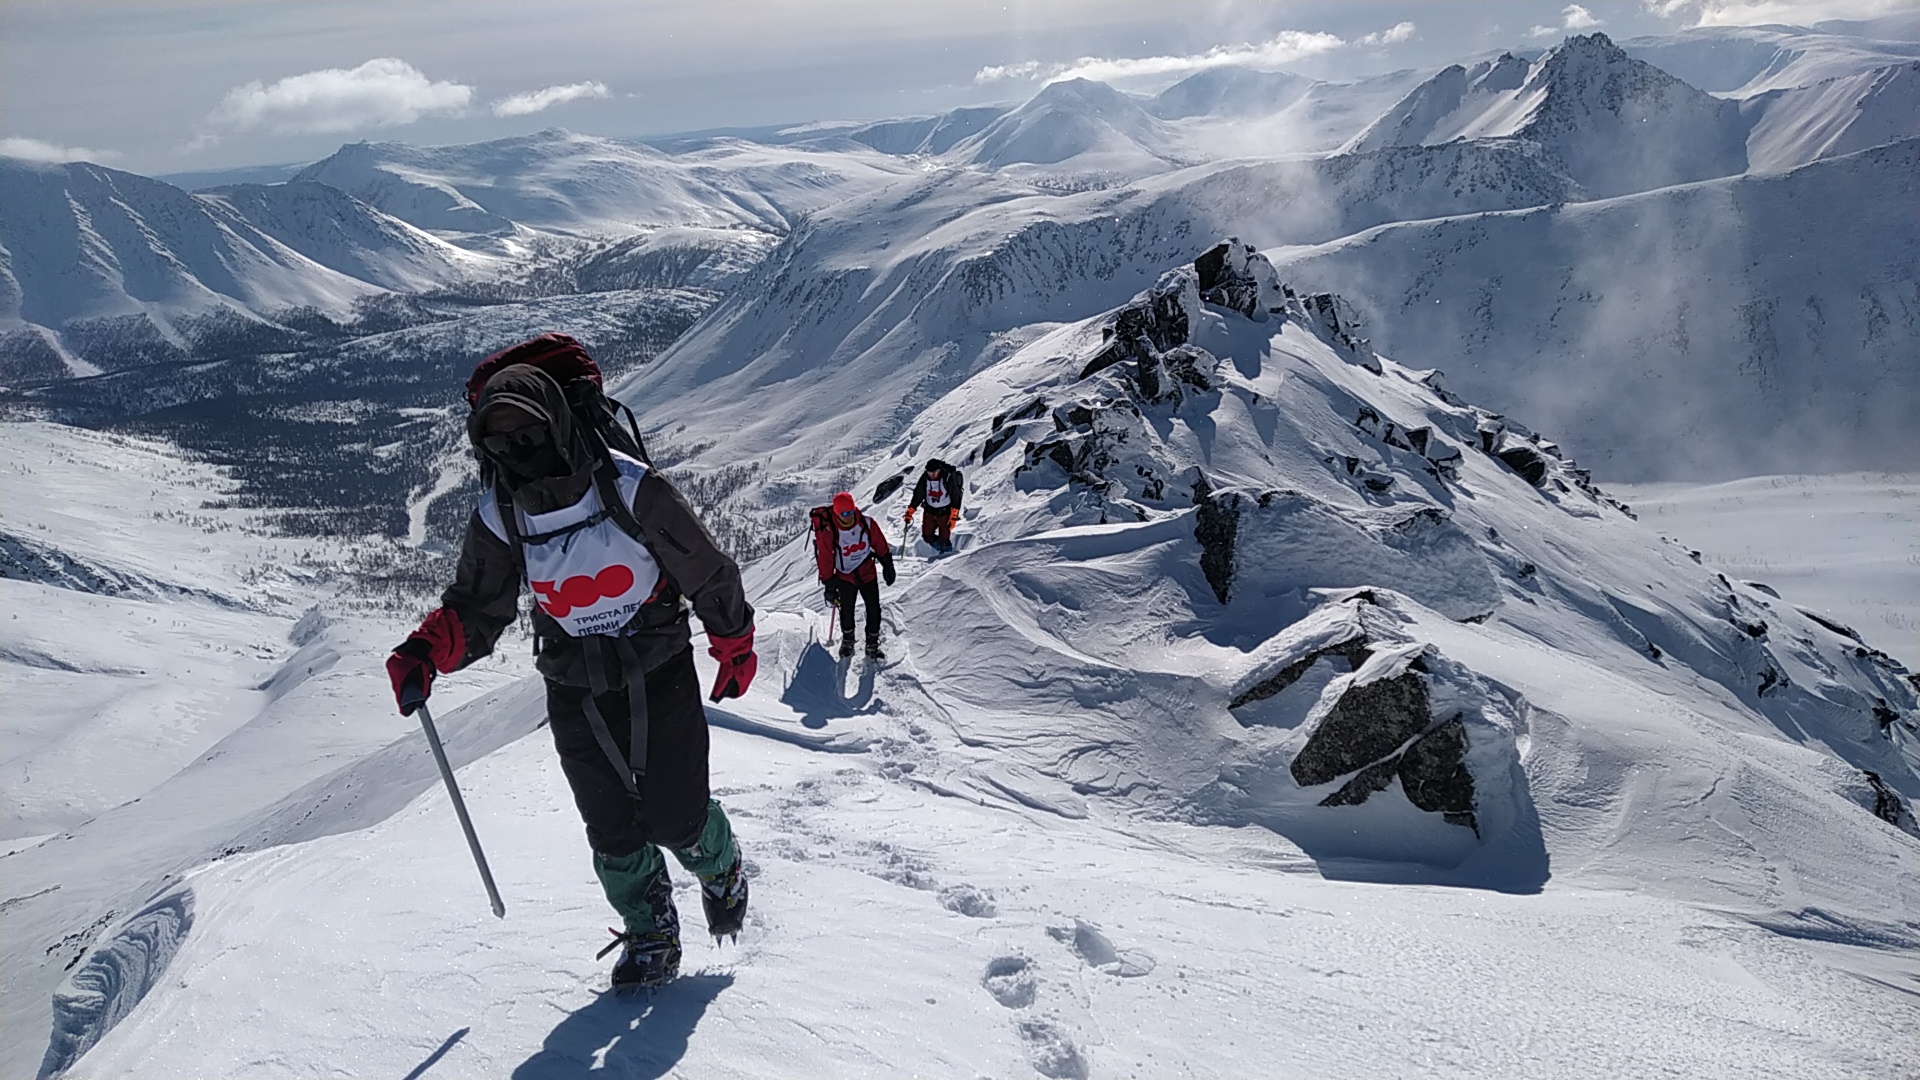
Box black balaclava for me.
[468,364,596,514]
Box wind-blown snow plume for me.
[0,137,119,164]
[1643,0,1911,25]
[974,25,1410,86]
[490,81,611,117]
[198,58,472,139]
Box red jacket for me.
[814,512,892,585]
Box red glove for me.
[387,608,466,715]
[904,507,916,523]
[707,626,757,702]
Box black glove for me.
[880,555,896,586]
[822,579,842,606]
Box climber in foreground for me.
[385,334,756,991]
[904,457,964,555]
[812,491,896,659]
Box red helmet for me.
[831,492,858,517]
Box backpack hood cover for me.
[469,364,596,513]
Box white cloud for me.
[1641,0,1908,25]
[1533,3,1606,36]
[1358,21,1419,47]
[1563,4,1604,28]
[974,24,1411,85]
[1,136,120,163]
[491,81,612,118]
[203,58,472,137]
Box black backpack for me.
[466,334,655,588]
[466,333,650,471]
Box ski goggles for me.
[480,424,551,457]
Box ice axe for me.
[402,679,506,919]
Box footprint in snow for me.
[982,955,1036,1008]
[1018,1018,1089,1080]
[938,883,998,918]
[1048,919,1155,977]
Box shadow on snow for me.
[512,973,735,1080]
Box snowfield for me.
[60,717,1920,1080]
[4,18,1918,1080]
[14,246,1917,1080]
[1614,473,1920,669]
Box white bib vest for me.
[925,478,950,508]
[834,518,874,576]
[479,453,662,638]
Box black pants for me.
[545,646,710,858]
[830,576,882,645]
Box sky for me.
[1,0,1912,175]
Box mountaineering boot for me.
[840,632,856,659]
[866,639,886,661]
[592,845,682,989]
[700,855,750,941]
[601,929,682,990]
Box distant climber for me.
[812,491,896,659]
[385,335,754,992]
[904,458,964,555]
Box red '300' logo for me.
[532,566,635,618]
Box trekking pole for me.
[403,687,506,919]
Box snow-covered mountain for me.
[0,159,489,378]
[293,128,918,244]
[843,105,1011,156]
[1348,33,1751,197]
[1149,67,1317,119]
[949,78,1182,174]
[1622,22,1920,97]
[1270,138,1920,479]
[7,239,1915,1080]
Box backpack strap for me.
[581,634,649,798]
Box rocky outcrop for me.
[1216,594,1526,843]
[1192,473,1240,604]
[1194,238,1283,320]
[1078,273,1191,381]
[1290,642,1499,834]
[1291,660,1434,787]
[1862,770,1919,837]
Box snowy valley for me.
[2,21,1917,1080]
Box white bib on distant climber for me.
[834,518,873,576]
[479,452,661,638]
[925,478,949,508]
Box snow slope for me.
[1622,23,1920,97]
[0,419,528,1080]
[1270,139,1920,479]
[58,717,1920,1080]
[1742,61,1920,172]
[25,245,1918,1080]
[1615,473,1920,668]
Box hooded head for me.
[925,458,947,476]
[469,364,594,512]
[831,491,859,527]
